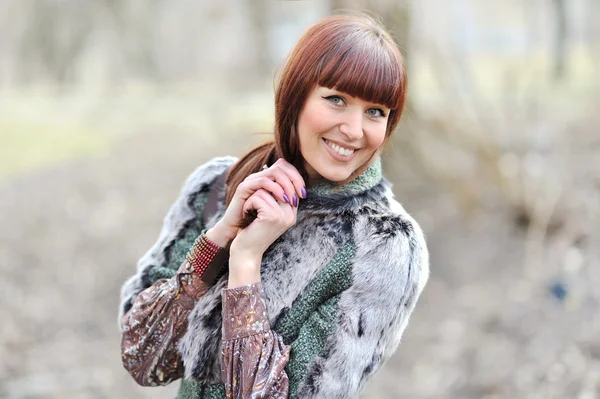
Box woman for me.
[119,13,429,399]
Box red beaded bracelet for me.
[186,234,222,278]
[186,233,230,284]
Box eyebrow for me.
[325,89,389,108]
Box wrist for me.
[227,252,262,289]
[206,222,237,248]
[229,251,262,270]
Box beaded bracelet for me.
[186,233,229,284]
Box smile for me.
[323,139,356,157]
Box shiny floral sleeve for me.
[120,259,211,386]
[120,231,228,387]
[221,282,291,399]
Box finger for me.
[254,188,285,214]
[258,186,296,220]
[237,177,290,204]
[243,189,283,218]
[269,168,299,207]
[273,159,307,200]
[242,195,267,221]
[279,196,298,226]
[262,163,304,205]
[248,166,297,207]
[254,189,296,227]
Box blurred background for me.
[0,0,598,398]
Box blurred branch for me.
[248,0,271,78]
[399,45,568,236]
[19,0,93,84]
[96,0,164,81]
[552,0,568,80]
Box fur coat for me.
[119,156,429,398]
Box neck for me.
[303,161,323,188]
[306,156,383,197]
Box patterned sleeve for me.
[120,233,227,387]
[221,282,291,398]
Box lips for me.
[323,139,356,156]
[322,138,358,162]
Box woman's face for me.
[297,85,390,183]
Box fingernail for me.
[282,193,290,204]
[293,194,298,207]
[301,186,307,198]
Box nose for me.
[338,110,364,142]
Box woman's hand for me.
[227,188,298,288]
[209,159,306,247]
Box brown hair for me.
[225,13,407,206]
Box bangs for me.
[316,33,405,110]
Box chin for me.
[316,167,353,183]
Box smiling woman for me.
[119,13,428,399]
[223,12,407,198]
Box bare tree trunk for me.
[100,0,163,82]
[248,0,271,80]
[552,0,568,80]
[18,0,92,85]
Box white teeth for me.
[325,140,355,156]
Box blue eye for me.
[367,108,386,117]
[323,95,345,106]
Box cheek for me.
[366,126,387,150]
[299,103,331,138]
